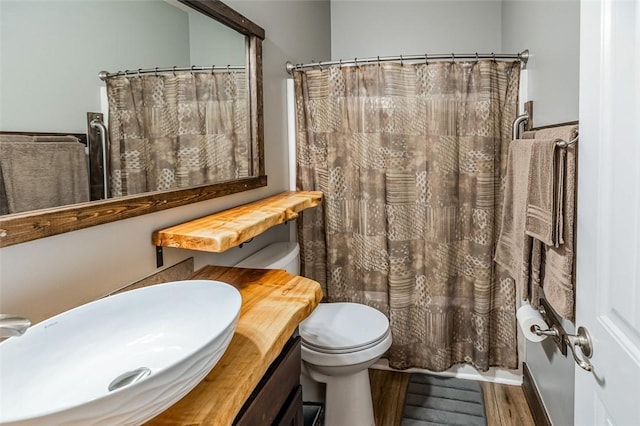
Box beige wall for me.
[0,1,332,325]
[0,1,189,132]
[503,2,579,425]
[503,0,580,126]
[331,0,503,59]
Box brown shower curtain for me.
[294,60,520,371]
[106,71,249,197]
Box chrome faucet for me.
[0,314,31,338]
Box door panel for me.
[575,0,640,424]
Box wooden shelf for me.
[152,191,323,253]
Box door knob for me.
[565,326,593,371]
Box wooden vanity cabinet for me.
[234,336,303,426]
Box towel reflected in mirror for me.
[0,135,89,214]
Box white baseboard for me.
[372,358,522,386]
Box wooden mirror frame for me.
[0,0,265,248]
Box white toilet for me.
[235,242,392,426]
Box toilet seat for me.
[299,302,392,366]
[302,328,391,354]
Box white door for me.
[574,0,640,424]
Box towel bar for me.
[512,111,578,147]
[556,135,579,148]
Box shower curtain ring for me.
[339,59,343,69]
[137,68,142,78]
[191,65,196,75]
[377,56,380,66]
[319,61,323,70]
[172,66,177,77]
[425,53,428,65]
[124,69,130,77]
[227,64,230,72]
[154,67,159,77]
[492,52,496,61]
[400,55,404,66]
[475,52,479,62]
[354,57,358,68]
[211,65,215,75]
[451,53,455,62]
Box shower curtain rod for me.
[286,50,529,74]
[98,65,245,81]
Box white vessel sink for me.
[0,280,242,426]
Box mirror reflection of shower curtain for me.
[105,71,248,197]
[294,60,521,372]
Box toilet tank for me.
[234,242,300,275]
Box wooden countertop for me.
[152,191,323,253]
[146,265,323,425]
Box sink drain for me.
[108,367,152,391]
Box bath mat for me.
[401,374,487,426]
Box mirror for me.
[0,0,265,247]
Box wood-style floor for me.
[369,369,536,426]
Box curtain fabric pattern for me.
[294,61,520,371]
[106,71,248,197]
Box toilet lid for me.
[299,303,390,353]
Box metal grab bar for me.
[512,113,529,140]
[89,119,109,199]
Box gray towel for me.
[0,135,33,144]
[0,136,89,213]
[524,139,564,247]
[0,135,35,214]
[494,140,534,302]
[0,135,80,144]
[522,125,578,320]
